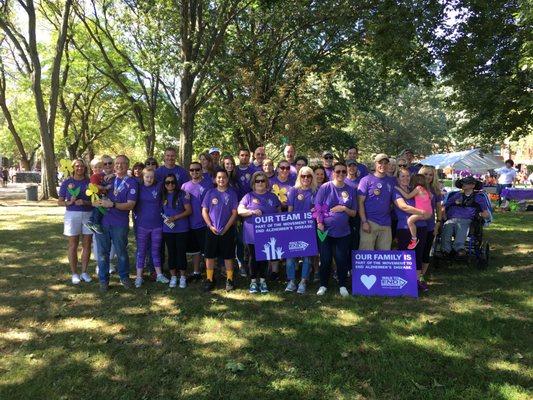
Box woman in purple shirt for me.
[238,171,281,294]
[133,168,169,288]
[285,166,317,294]
[58,159,93,285]
[161,174,192,289]
[314,162,358,297]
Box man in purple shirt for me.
[441,176,489,256]
[155,147,189,187]
[322,151,334,181]
[402,148,421,175]
[357,153,394,250]
[345,146,369,180]
[94,155,139,291]
[283,144,298,179]
[236,149,255,196]
[252,146,267,171]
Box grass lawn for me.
[0,203,531,400]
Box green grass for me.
[0,205,531,400]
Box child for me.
[134,168,169,287]
[395,174,433,249]
[84,158,110,234]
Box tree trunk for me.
[179,103,195,168]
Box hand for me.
[74,199,84,206]
[317,222,325,231]
[330,205,345,213]
[70,196,77,205]
[210,225,219,235]
[362,221,371,233]
[99,198,113,208]
[253,209,262,216]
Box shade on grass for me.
[0,206,531,400]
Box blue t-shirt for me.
[102,176,139,227]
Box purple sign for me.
[352,250,418,298]
[254,212,318,261]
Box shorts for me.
[204,227,236,260]
[64,211,93,236]
[186,227,207,255]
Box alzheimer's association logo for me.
[380,276,408,289]
[288,241,309,251]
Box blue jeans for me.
[96,225,130,282]
[319,234,351,288]
[441,218,471,253]
[497,183,512,206]
[286,257,311,281]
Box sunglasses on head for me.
[255,179,266,183]
[189,168,201,172]
[279,166,290,171]
[334,169,347,175]
[165,180,176,185]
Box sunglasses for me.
[255,179,266,183]
[324,156,333,160]
[189,168,201,172]
[301,174,312,179]
[279,166,290,171]
[103,162,113,166]
[398,164,407,167]
[146,161,157,165]
[334,170,347,175]
[165,181,176,185]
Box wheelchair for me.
[429,190,492,270]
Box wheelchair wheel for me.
[477,242,490,270]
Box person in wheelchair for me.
[441,176,490,257]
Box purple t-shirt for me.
[59,177,92,212]
[236,165,255,197]
[445,191,487,220]
[201,188,239,233]
[393,188,427,230]
[287,187,314,211]
[345,177,361,189]
[314,181,357,238]
[102,176,139,227]
[408,164,421,175]
[181,177,214,229]
[239,191,281,244]
[155,165,189,187]
[134,183,163,229]
[162,191,191,233]
[324,167,334,181]
[270,175,296,188]
[357,174,394,226]
[427,190,443,231]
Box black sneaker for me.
[120,278,133,289]
[190,273,202,282]
[226,279,234,291]
[270,271,279,281]
[203,279,215,292]
[99,281,109,293]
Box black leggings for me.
[163,232,188,271]
[247,244,268,279]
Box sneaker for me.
[150,271,158,281]
[313,274,320,283]
[249,282,259,294]
[95,266,99,275]
[204,280,215,292]
[317,286,327,296]
[109,266,117,274]
[156,274,170,284]
[259,281,269,294]
[297,281,307,294]
[239,266,248,277]
[285,280,297,292]
[71,274,81,285]
[80,272,92,283]
[339,286,349,297]
[120,278,132,289]
[407,238,419,250]
[225,279,234,292]
[190,273,202,282]
[99,281,109,292]
[418,280,429,292]
[270,271,279,281]
[179,276,187,289]
[84,222,103,235]
[169,276,178,288]
[135,277,143,288]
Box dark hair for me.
[333,162,347,169]
[144,158,159,168]
[222,155,238,186]
[215,169,229,178]
[238,149,250,155]
[295,155,308,165]
[164,147,177,153]
[189,161,202,168]
[410,173,429,191]
[161,173,181,209]
[505,159,514,166]
[347,146,358,152]
[132,162,145,170]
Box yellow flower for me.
[58,159,73,176]
[272,184,287,203]
[86,183,100,202]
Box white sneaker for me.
[71,274,81,285]
[169,276,178,288]
[179,276,187,289]
[80,272,92,283]
[297,280,306,294]
[95,266,99,275]
[339,286,349,297]
[109,266,117,274]
[135,277,143,288]
[156,274,170,284]
[317,286,327,296]
[285,280,297,292]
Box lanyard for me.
[113,177,127,196]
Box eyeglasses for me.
[146,161,157,165]
[334,170,347,175]
[103,162,113,165]
[255,179,266,183]
[301,174,312,179]
[324,156,333,160]
[398,164,407,167]
[279,166,290,171]
[165,181,176,185]
[189,168,201,172]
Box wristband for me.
[112,202,116,208]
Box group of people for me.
[58,145,489,296]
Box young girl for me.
[134,168,169,288]
[395,174,433,249]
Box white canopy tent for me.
[418,148,505,174]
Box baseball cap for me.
[322,151,333,157]
[209,147,221,155]
[374,153,389,163]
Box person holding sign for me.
[314,162,358,297]
[58,159,93,285]
[201,170,239,292]
[285,166,317,294]
[357,154,394,251]
[238,171,281,294]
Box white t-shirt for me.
[495,167,517,184]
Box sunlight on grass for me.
[0,329,35,342]
[47,317,126,335]
[487,360,532,377]
[390,333,467,359]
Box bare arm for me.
[395,186,418,199]
[393,198,424,215]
